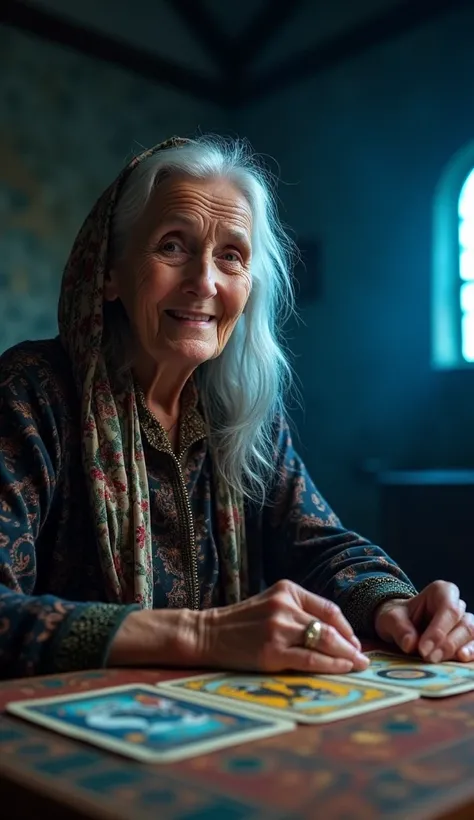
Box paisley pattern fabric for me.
[57,136,247,611]
[0,339,416,679]
[57,136,186,609]
[0,139,417,679]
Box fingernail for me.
[356,652,369,665]
[430,649,443,664]
[402,635,412,653]
[420,640,434,658]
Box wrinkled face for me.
[105,174,253,369]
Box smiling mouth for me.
[165,310,215,323]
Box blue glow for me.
[459,250,474,281]
[459,169,474,361]
[460,282,474,312]
[462,315,474,361]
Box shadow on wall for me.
[234,6,474,539]
[0,25,225,354]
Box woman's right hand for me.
[196,580,369,674]
[108,580,368,673]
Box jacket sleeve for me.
[0,351,137,679]
[261,417,417,636]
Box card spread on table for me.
[157,673,419,724]
[5,684,294,763]
[350,651,474,697]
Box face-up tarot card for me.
[157,672,419,724]
[5,684,294,762]
[351,651,474,697]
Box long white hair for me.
[108,135,297,503]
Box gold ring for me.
[303,619,323,650]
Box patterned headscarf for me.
[58,138,247,609]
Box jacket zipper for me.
[169,445,200,611]
[134,383,201,610]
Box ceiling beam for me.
[234,0,307,73]
[3,0,472,109]
[163,0,233,73]
[1,0,227,106]
[243,0,474,103]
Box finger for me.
[300,621,369,669]
[296,587,356,644]
[457,640,474,663]
[280,647,357,675]
[418,583,463,657]
[349,633,362,650]
[401,630,418,655]
[379,605,418,654]
[433,613,474,663]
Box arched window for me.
[459,169,474,362]
[432,142,474,368]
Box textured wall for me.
[4,10,474,546]
[0,26,224,353]
[236,6,474,539]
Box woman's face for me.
[105,174,252,369]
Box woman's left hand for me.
[374,580,474,663]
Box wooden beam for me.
[243,0,474,102]
[1,0,228,106]
[4,0,471,109]
[235,0,306,72]
[163,0,233,73]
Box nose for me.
[182,255,218,299]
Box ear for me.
[103,268,120,302]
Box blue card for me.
[6,684,294,762]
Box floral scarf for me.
[58,138,247,609]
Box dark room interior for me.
[2,4,474,815]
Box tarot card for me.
[5,684,294,763]
[157,672,419,724]
[350,651,474,697]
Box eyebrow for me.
[160,214,251,246]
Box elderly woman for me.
[0,135,472,681]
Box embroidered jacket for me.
[0,339,416,679]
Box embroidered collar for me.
[135,377,207,456]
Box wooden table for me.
[2,667,474,819]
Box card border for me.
[358,651,474,698]
[156,673,419,724]
[5,683,295,763]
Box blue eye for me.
[162,241,182,253]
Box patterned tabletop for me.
[1,667,474,820]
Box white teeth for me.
[169,311,211,321]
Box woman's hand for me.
[196,580,369,674]
[108,580,369,673]
[374,580,474,663]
